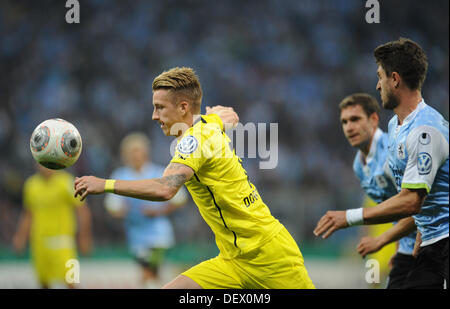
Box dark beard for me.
[382,92,399,110]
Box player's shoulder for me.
[406,124,449,148]
[183,115,224,147]
[24,173,40,188]
[191,115,223,136]
[414,102,447,128]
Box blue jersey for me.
[388,100,449,246]
[353,128,416,254]
[108,163,175,252]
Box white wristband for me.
[346,208,364,226]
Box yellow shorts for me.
[182,227,315,289]
[31,237,77,285]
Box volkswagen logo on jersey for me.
[177,135,199,154]
[417,152,432,175]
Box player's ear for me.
[391,71,401,89]
[178,101,189,116]
[369,112,379,127]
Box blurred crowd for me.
[0,0,448,249]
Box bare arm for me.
[74,163,194,202]
[357,217,416,258]
[76,203,92,255]
[142,186,188,217]
[314,188,426,239]
[362,188,426,224]
[12,210,32,254]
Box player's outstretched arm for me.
[314,188,426,239]
[74,163,193,202]
[357,216,416,258]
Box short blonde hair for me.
[120,132,151,163]
[152,67,203,114]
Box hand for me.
[412,231,422,258]
[388,254,395,268]
[78,235,92,255]
[313,210,348,239]
[357,236,382,258]
[12,234,26,254]
[74,176,106,201]
[206,105,239,130]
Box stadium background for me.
[0,0,448,288]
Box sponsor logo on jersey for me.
[419,132,431,145]
[177,135,198,154]
[417,152,432,175]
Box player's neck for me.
[359,138,372,163]
[175,114,197,141]
[394,90,422,125]
[360,126,378,161]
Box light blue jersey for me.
[388,100,449,247]
[353,128,416,254]
[108,163,175,253]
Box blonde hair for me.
[120,132,151,163]
[152,67,203,114]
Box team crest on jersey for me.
[417,152,432,175]
[177,135,198,154]
[419,132,431,145]
[375,175,388,188]
[397,143,405,160]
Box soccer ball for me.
[30,118,82,170]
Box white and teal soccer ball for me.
[30,118,82,170]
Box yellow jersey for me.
[23,170,83,248]
[170,114,283,259]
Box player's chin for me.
[160,126,169,136]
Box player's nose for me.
[376,80,381,91]
[152,110,159,121]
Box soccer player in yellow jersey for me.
[74,67,315,289]
[13,164,92,288]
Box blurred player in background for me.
[339,93,417,288]
[104,132,188,288]
[13,164,92,289]
[74,67,315,289]
[315,38,449,289]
